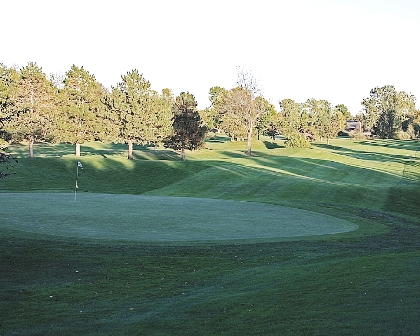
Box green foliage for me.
[0,151,17,178]
[279,98,308,137]
[0,64,17,145]
[217,86,265,154]
[412,110,420,138]
[111,69,153,144]
[361,85,416,138]
[3,62,57,157]
[205,86,228,131]
[350,132,368,140]
[164,92,206,160]
[103,70,172,158]
[54,65,107,155]
[151,88,174,147]
[284,133,311,148]
[305,98,343,143]
[375,109,399,139]
[208,86,227,109]
[199,107,218,132]
[255,96,278,138]
[335,103,352,119]
[0,64,18,123]
[220,110,248,141]
[393,130,411,140]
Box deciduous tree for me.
[361,85,416,139]
[335,104,352,120]
[255,97,278,140]
[306,99,343,144]
[218,86,265,154]
[204,86,228,131]
[236,66,261,97]
[227,67,265,154]
[279,99,309,136]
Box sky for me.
[2,0,420,115]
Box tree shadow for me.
[8,142,76,158]
[205,135,232,143]
[313,143,418,166]
[218,144,419,185]
[358,139,420,152]
[263,141,283,149]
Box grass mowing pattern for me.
[0,193,357,242]
[1,137,419,335]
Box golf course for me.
[1,136,419,335]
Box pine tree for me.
[6,62,56,157]
[54,65,107,156]
[164,92,206,161]
[147,88,173,149]
[105,70,157,159]
[0,64,18,148]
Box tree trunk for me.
[181,147,185,161]
[75,142,81,157]
[247,130,252,155]
[29,139,34,158]
[128,141,133,160]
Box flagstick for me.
[74,161,82,201]
[74,163,79,202]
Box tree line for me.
[0,62,206,160]
[203,82,420,149]
[1,62,419,161]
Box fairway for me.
[0,193,357,242]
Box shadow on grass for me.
[218,146,411,182]
[8,142,183,161]
[214,147,420,218]
[9,142,76,158]
[205,135,232,143]
[359,139,420,151]
[263,141,283,149]
[1,154,211,195]
[313,142,419,166]
[384,186,420,218]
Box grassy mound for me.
[1,137,419,335]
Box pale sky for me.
[2,0,419,115]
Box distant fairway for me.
[0,193,357,243]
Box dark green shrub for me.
[284,133,311,148]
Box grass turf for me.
[0,193,357,243]
[1,137,419,335]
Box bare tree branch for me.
[235,66,262,97]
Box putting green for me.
[0,193,358,243]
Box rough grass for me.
[1,137,419,335]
